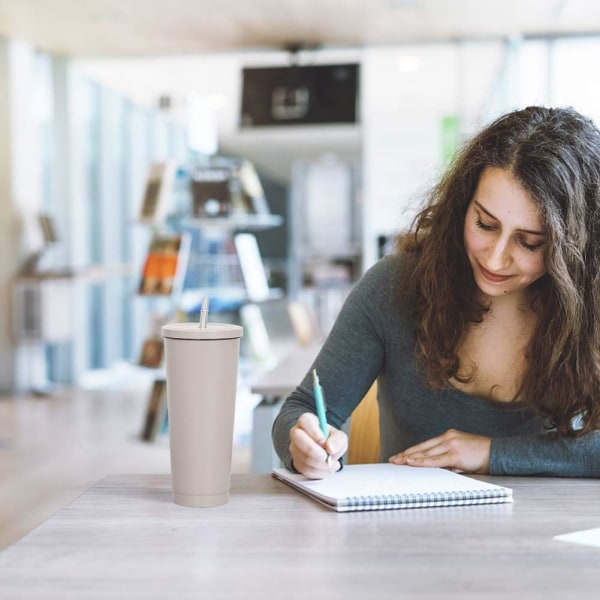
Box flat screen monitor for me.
[240,63,359,127]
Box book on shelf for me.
[191,165,232,217]
[141,379,168,442]
[238,159,270,214]
[38,213,59,245]
[139,337,164,368]
[138,231,190,296]
[139,161,176,222]
[138,313,169,368]
[190,158,272,217]
[272,463,513,513]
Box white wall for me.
[361,42,505,267]
[552,37,600,124]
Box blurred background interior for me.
[2,0,600,548]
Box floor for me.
[0,384,252,551]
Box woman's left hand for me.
[388,429,491,474]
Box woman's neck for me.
[478,288,535,319]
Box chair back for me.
[346,382,380,464]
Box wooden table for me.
[0,474,599,599]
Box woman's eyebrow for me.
[474,200,545,236]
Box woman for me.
[272,105,600,479]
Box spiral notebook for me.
[272,464,513,512]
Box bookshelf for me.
[135,157,283,441]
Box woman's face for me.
[463,167,547,300]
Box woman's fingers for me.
[388,429,491,473]
[289,413,347,479]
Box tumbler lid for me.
[162,322,243,340]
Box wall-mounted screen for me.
[240,63,359,127]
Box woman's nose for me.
[487,238,511,270]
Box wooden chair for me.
[346,382,380,464]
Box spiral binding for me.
[341,488,509,511]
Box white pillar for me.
[0,38,43,393]
[49,56,79,383]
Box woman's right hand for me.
[289,412,348,479]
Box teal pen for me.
[312,368,333,467]
[312,369,329,438]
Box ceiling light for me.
[396,55,421,72]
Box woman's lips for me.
[478,263,512,283]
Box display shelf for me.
[135,158,285,443]
[175,213,283,231]
[179,287,283,313]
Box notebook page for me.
[273,464,511,505]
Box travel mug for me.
[162,320,243,507]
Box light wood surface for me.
[1,473,599,599]
[0,387,250,551]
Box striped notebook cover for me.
[272,464,513,512]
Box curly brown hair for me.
[399,106,600,436]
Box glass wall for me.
[37,59,188,383]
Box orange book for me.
[138,233,189,296]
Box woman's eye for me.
[475,218,495,232]
[520,239,544,252]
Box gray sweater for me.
[272,252,600,477]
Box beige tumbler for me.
[162,321,243,507]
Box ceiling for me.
[3,0,600,185]
[0,0,599,57]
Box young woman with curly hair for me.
[272,105,600,479]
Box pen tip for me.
[312,369,318,384]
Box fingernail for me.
[391,454,407,464]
